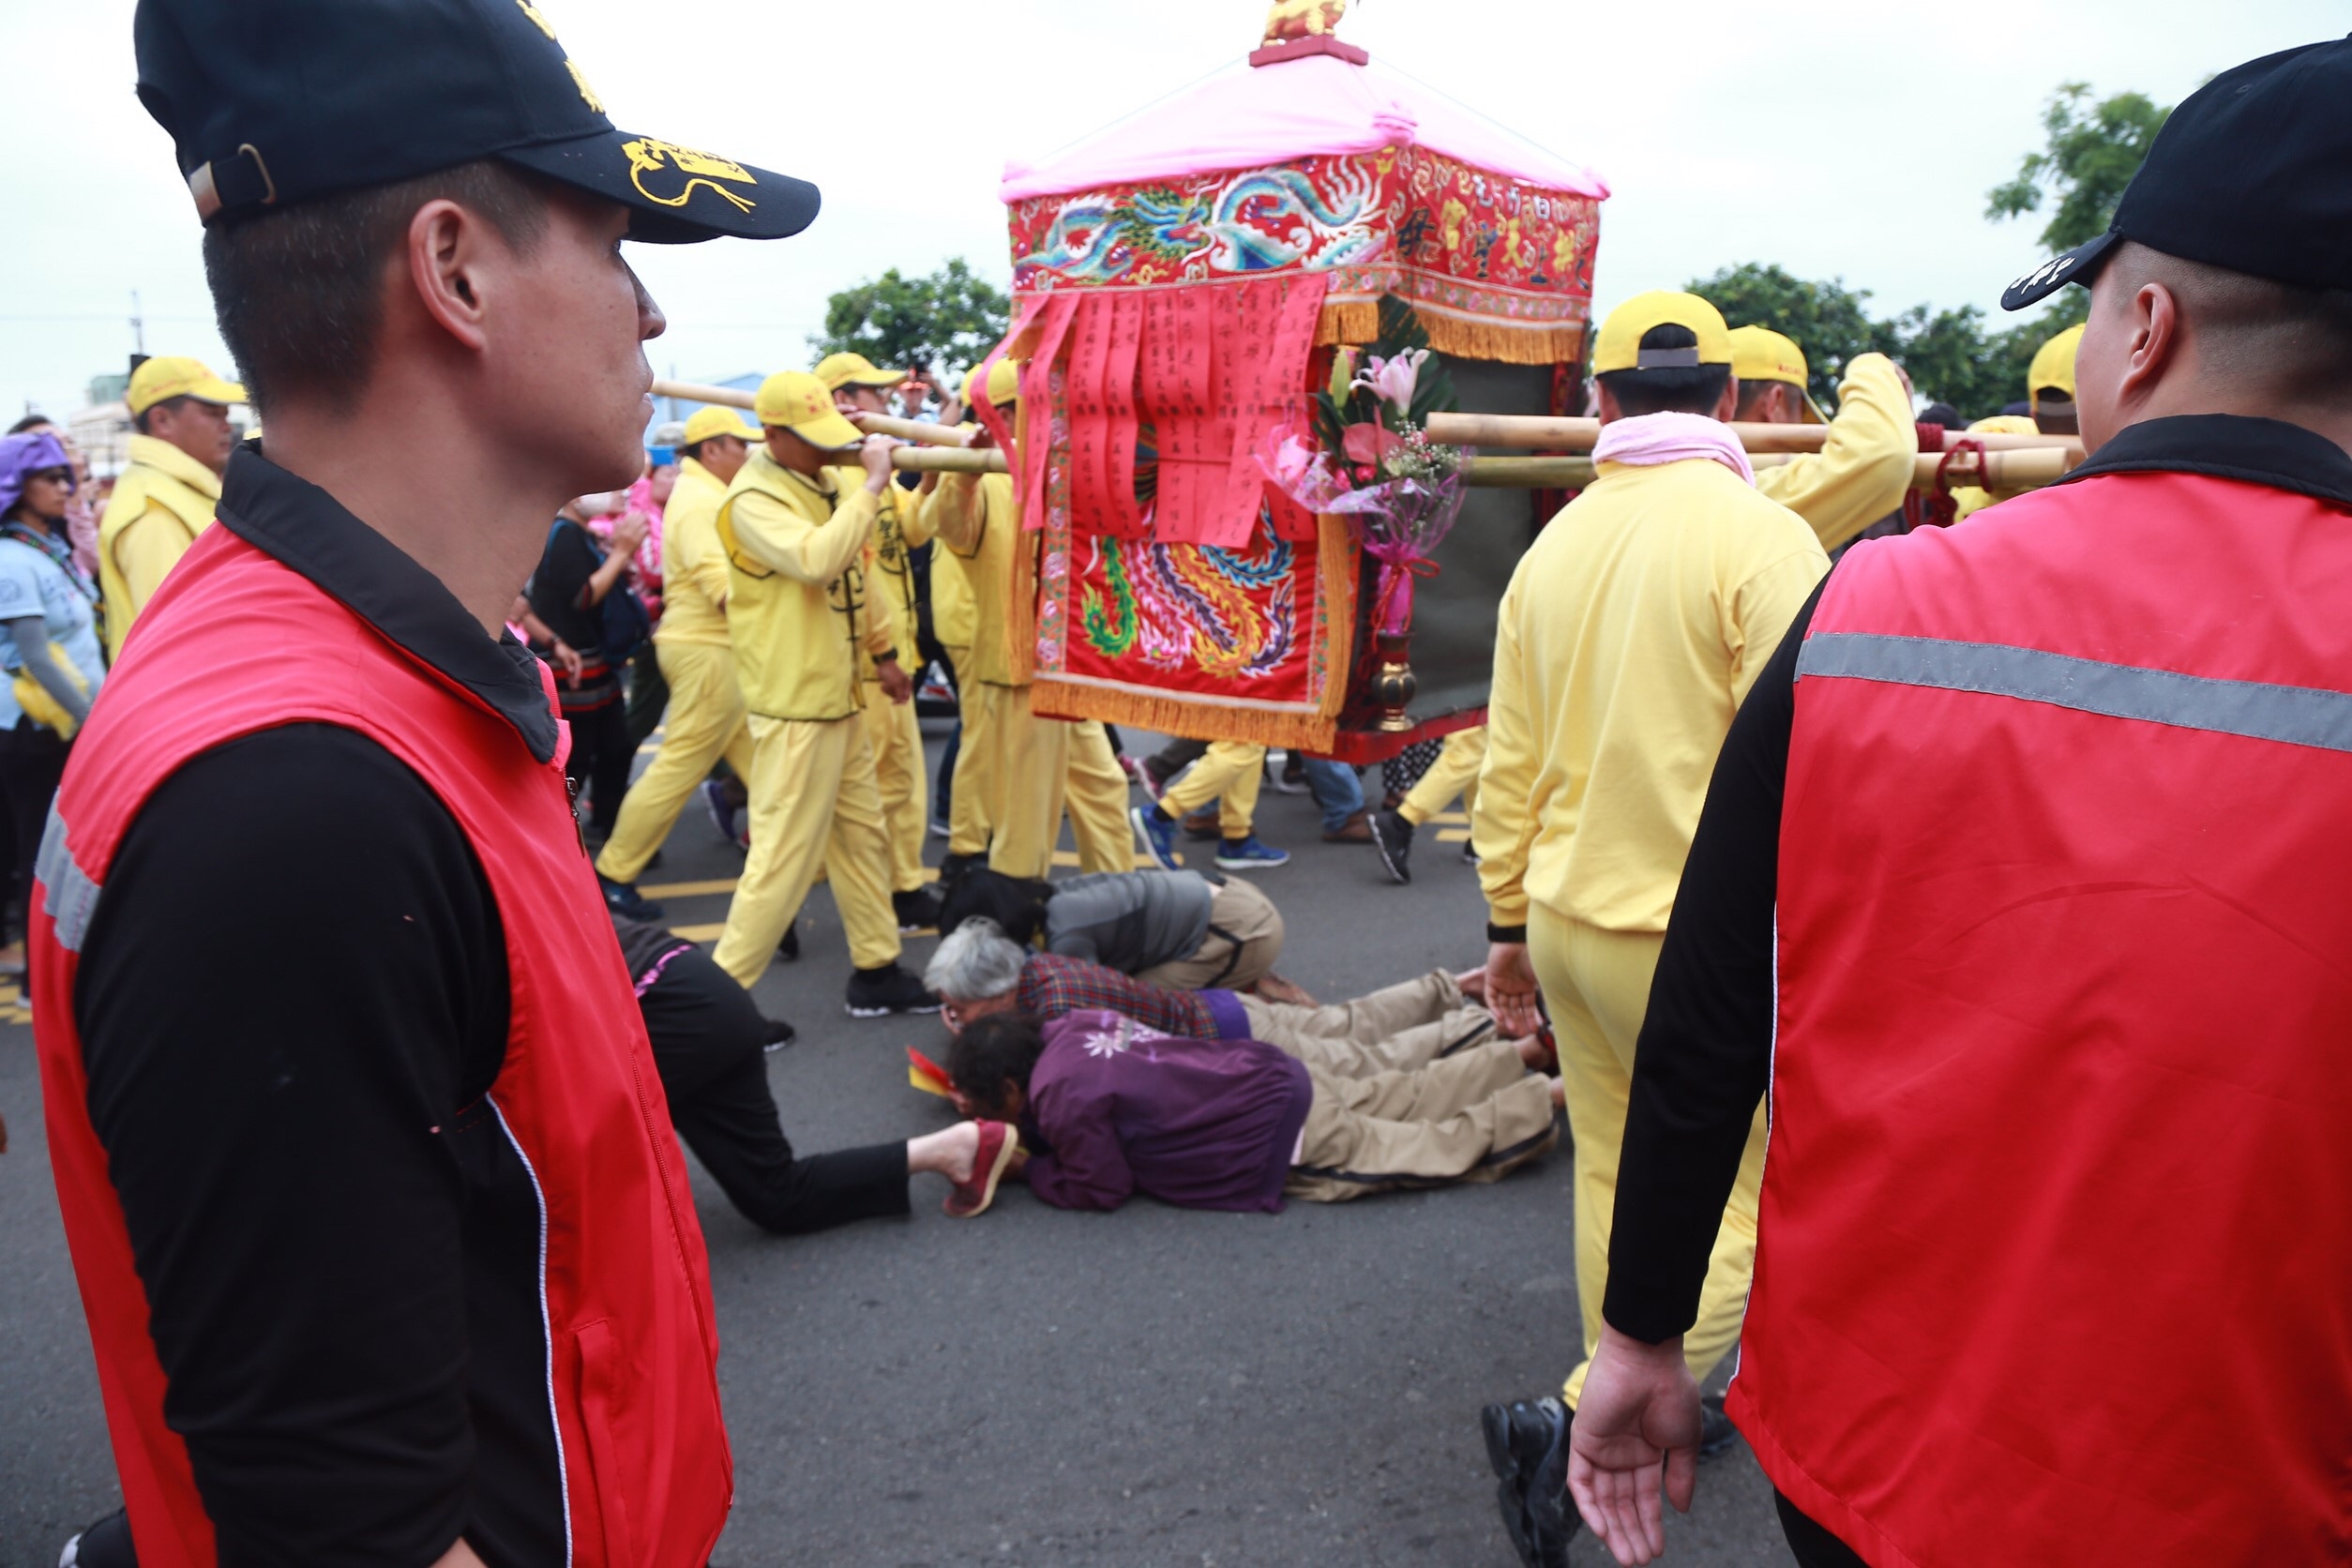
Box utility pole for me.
[131,291,146,357]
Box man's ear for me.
[405,199,496,355]
[1594,380,1623,425]
[1711,377,1741,424]
[2114,281,2185,416]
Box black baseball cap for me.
[134,0,821,244]
[2004,35,2352,309]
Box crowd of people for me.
[17,5,2352,1567]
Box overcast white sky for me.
[2,0,2339,418]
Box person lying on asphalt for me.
[937,865,1300,997]
[946,1008,1562,1213]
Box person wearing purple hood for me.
[0,430,104,977]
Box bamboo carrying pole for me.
[1425,410,2082,460]
[1465,447,2073,492]
[648,381,2066,491]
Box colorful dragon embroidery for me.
[1079,525,1297,681]
[1016,163,1381,284]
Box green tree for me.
[812,258,1010,378]
[1688,263,1884,409]
[1986,83,2171,253]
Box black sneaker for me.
[893,885,944,934]
[599,874,664,920]
[1482,1396,1578,1568]
[937,851,986,889]
[59,1509,135,1568]
[777,922,801,962]
[846,962,942,1018]
[1369,809,1414,885]
[1138,754,1176,802]
[1462,838,1482,867]
[762,1017,798,1052]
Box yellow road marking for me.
[1436,829,1471,843]
[670,923,727,942]
[640,878,741,898]
[1430,812,1471,826]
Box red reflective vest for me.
[1733,465,2352,1565]
[32,528,731,1566]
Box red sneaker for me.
[944,1121,1019,1218]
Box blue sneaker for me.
[598,874,664,920]
[1215,835,1289,870]
[701,779,746,846]
[1132,804,1180,869]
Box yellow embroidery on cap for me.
[621,138,758,214]
[516,0,557,39]
[565,59,605,113]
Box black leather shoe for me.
[937,851,986,889]
[1482,1395,1577,1567]
[776,922,800,962]
[762,1017,797,1052]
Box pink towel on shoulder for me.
[1591,411,1754,485]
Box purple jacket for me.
[1021,1010,1313,1214]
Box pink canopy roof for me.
[1002,52,1608,204]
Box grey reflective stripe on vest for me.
[37,803,102,953]
[1799,632,2352,755]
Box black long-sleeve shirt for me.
[1599,415,2352,1344]
[69,446,573,1565]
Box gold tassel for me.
[1315,299,1382,347]
[1415,315,1587,366]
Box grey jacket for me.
[1045,870,1216,974]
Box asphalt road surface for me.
[0,724,1799,1568]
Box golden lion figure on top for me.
[1263,0,1349,45]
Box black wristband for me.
[875,649,899,665]
[1486,923,1528,945]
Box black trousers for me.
[1777,1493,1867,1568]
[563,699,633,838]
[0,723,68,939]
[623,645,669,754]
[638,943,911,1235]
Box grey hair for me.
[925,917,1027,1001]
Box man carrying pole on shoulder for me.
[820,351,945,932]
[1728,325,1916,553]
[38,1,826,1560]
[707,369,940,1016]
[1570,38,2352,1568]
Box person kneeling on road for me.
[948,1007,1560,1213]
[936,866,1291,995]
[926,918,1509,1079]
[615,913,1015,1226]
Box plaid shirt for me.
[1018,953,1216,1038]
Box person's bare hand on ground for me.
[1567,1324,1704,1565]
[1483,942,1543,1038]
[1456,966,1488,1003]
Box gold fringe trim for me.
[1033,679,1337,752]
[1419,314,1586,366]
[1314,299,1382,347]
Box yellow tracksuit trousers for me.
[1530,901,1766,1409]
[945,647,993,859]
[594,641,755,885]
[711,712,901,988]
[859,684,928,895]
[972,683,1131,879]
[1399,726,1486,827]
[1160,742,1264,839]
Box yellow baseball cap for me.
[2028,324,2084,412]
[681,404,761,445]
[1728,325,1827,423]
[127,355,246,417]
[754,370,863,448]
[962,358,1022,408]
[1591,292,1733,376]
[813,352,903,391]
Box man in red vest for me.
[34,3,824,1564]
[1565,36,2352,1568]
